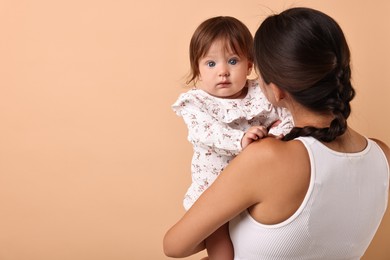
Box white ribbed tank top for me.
[229,137,389,260]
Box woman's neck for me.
[322,128,367,153]
[287,102,334,129]
[285,99,366,153]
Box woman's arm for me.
[163,138,303,257]
[370,138,390,163]
[370,138,390,190]
[163,141,268,257]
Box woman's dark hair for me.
[187,16,253,85]
[254,7,355,142]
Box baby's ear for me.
[247,62,253,76]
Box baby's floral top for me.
[172,79,293,210]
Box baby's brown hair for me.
[187,16,253,85]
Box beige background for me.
[0,0,389,259]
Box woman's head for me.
[254,7,355,142]
[187,16,254,86]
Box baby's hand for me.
[241,126,268,149]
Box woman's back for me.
[229,136,389,259]
[163,8,390,259]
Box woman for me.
[164,7,389,259]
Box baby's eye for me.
[228,58,238,65]
[207,61,216,67]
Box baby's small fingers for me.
[246,132,259,140]
[254,126,268,138]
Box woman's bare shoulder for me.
[236,137,311,224]
[240,137,307,162]
[232,137,310,186]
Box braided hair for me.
[254,7,355,142]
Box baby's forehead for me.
[203,38,242,56]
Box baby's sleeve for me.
[172,93,244,156]
[268,107,294,136]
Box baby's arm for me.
[179,106,245,155]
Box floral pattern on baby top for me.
[172,79,293,210]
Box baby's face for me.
[197,39,252,99]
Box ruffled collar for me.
[177,79,274,123]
